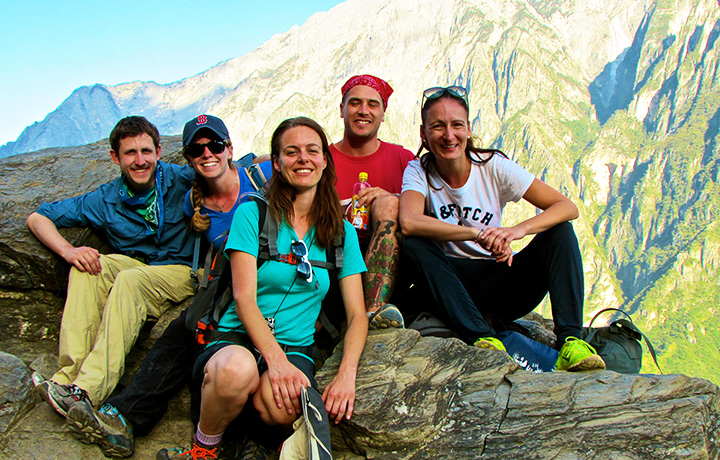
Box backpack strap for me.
[244,163,268,191]
[587,308,662,373]
[252,197,346,341]
[587,308,634,328]
[198,231,229,289]
[237,153,256,168]
[189,185,201,282]
[332,234,343,270]
[318,309,340,340]
[191,233,202,282]
[191,158,266,281]
[255,199,281,264]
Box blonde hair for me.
[183,138,235,232]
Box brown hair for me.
[417,93,506,187]
[109,116,160,152]
[267,117,344,248]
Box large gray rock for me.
[317,329,720,459]
[3,328,718,458]
[0,318,194,459]
[0,353,35,435]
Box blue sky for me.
[0,0,344,145]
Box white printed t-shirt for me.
[402,154,534,259]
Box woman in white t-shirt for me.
[398,86,605,372]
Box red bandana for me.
[341,75,394,109]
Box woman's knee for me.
[203,347,259,400]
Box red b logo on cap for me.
[197,115,207,125]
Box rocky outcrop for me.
[318,330,720,459]
[3,329,719,459]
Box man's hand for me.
[63,246,102,275]
[356,186,391,209]
[26,212,103,275]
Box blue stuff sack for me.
[496,330,559,373]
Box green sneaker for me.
[473,337,506,352]
[555,337,606,372]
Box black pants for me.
[397,222,584,348]
[107,309,197,435]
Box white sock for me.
[196,427,223,447]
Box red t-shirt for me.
[330,141,416,201]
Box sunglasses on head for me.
[184,140,226,158]
[421,86,469,109]
[291,240,313,283]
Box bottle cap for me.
[359,172,368,181]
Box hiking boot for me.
[66,401,134,458]
[33,374,91,418]
[555,337,606,372]
[473,337,507,352]
[30,370,45,387]
[157,440,229,460]
[240,438,273,460]
[369,304,405,330]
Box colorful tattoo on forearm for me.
[363,219,401,311]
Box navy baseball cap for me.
[182,114,230,146]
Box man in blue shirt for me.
[26,116,196,424]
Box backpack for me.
[495,330,558,373]
[582,308,662,374]
[407,312,459,339]
[185,197,344,347]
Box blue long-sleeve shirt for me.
[36,161,196,266]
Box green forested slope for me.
[459,0,720,384]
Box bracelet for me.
[476,229,484,241]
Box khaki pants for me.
[52,254,194,405]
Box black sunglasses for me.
[291,240,313,283]
[184,140,226,158]
[421,86,469,109]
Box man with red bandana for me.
[331,74,415,329]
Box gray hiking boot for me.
[369,303,405,330]
[66,401,134,458]
[32,372,91,418]
[240,438,275,460]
